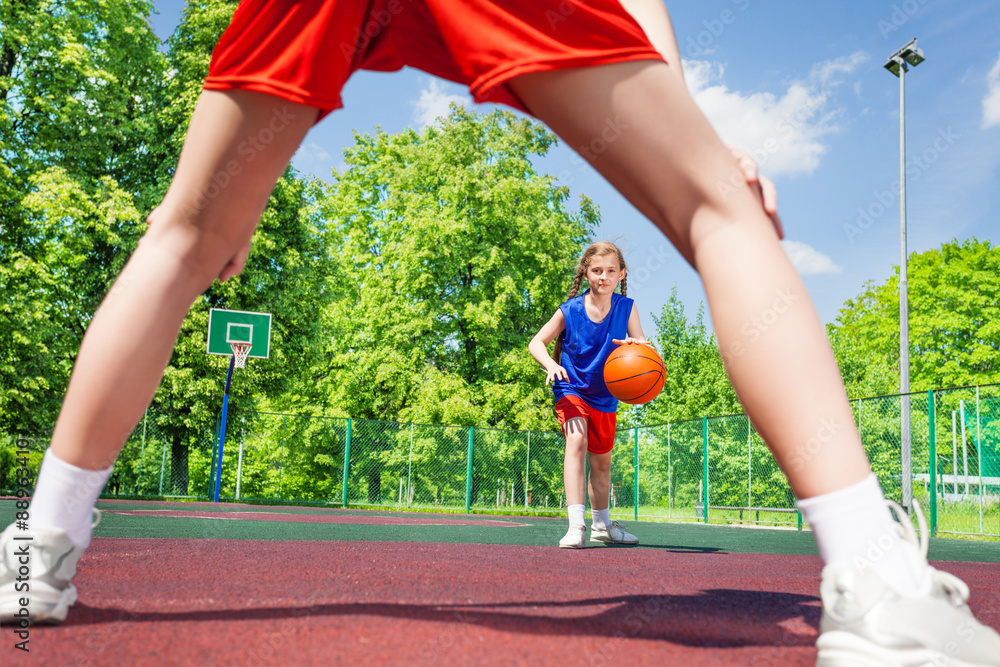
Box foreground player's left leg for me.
[0,90,318,625]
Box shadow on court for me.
[2,500,998,666]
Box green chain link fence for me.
[3,384,998,538]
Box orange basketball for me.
[603,343,665,405]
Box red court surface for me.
[2,504,998,665]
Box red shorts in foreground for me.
[554,394,617,455]
[204,0,664,119]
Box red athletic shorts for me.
[204,0,663,119]
[554,394,617,455]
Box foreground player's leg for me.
[0,90,318,625]
[509,61,1000,664]
[560,417,588,548]
[587,451,637,545]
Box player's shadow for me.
[67,588,820,649]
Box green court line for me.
[2,500,997,562]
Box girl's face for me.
[585,253,624,295]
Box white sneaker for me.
[816,500,1000,666]
[559,524,586,549]
[590,520,638,545]
[0,511,99,625]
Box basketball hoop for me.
[231,342,252,369]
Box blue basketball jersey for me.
[552,291,633,412]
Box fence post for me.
[633,426,639,521]
[746,419,752,512]
[465,426,475,514]
[278,415,285,500]
[136,408,148,495]
[976,385,983,535]
[236,420,244,501]
[158,440,167,495]
[407,423,414,507]
[524,431,530,512]
[702,417,709,524]
[667,423,672,518]
[960,400,970,497]
[342,418,352,508]
[928,389,937,535]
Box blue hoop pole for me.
[213,355,236,502]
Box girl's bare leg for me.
[587,451,611,511]
[49,90,318,470]
[509,62,869,500]
[562,418,588,506]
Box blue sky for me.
[149,0,1000,331]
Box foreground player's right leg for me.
[508,59,1000,665]
[816,501,1000,666]
[0,520,89,625]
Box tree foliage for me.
[831,238,1000,393]
[314,107,596,429]
[1,0,166,431]
[0,0,332,499]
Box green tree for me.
[831,238,1000,393]
[315,106,596,430]
[0,0,166,189]
[1,0,166,432]
[827,325,897,399]
[0,0,335,501]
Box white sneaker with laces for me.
[0,510,100,625]
[559,524,586,549]
[590,520,638,545]
[816,500,1000,666]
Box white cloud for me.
[412,80,472,129]
[781,240,842,275]
[982,53,1000,129]
[685,52,868,177]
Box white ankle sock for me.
[796,473,925,594]
[591,508,610,530]
[28,450,113,549]
[568,504,586,527]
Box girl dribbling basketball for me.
[528,241,649,548]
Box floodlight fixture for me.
[884,38,924,77]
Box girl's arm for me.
[613,303,651,346]
[528,309,569,385]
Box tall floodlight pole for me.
[884,38,924,510]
